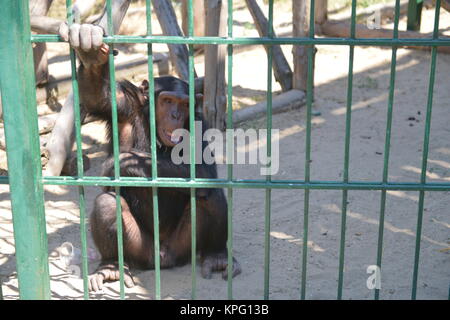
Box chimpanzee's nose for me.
[171,111,180,120]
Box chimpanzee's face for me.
[156,91,190,147]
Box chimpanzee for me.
[62,23,241,291]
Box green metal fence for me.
[0,0,449,300]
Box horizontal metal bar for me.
[40,176,450,191]
[31,34,450,47]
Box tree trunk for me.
[204,0,227,130]
[292,0,315,95]
[182,0,205,51]
[245,0,293,92]
[315,0,328,24]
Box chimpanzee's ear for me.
[139,79,149,93]
[138,80,150,106]
[139,80,148,98]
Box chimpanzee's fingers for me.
[96,275,104,291]
[79,24,93,51]
[89,274,103,292]
[58,22,69,41]
[88,276,96,292]
[69,23,81,48]
[221,259,242,280]
[123,264,135,288]
[91,25,104,50]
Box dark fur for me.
[77,54,240,285]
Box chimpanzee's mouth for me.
[164,130,183,145]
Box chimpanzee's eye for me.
[164,98,172,104]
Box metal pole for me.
[0,0,50,299]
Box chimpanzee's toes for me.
[201,254,241,280]
[201,254,225,279]
[88,262,135,292]
[200,259,213,279]
[221,257,242,280]
[124,272,135,288]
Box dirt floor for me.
[0,2,449,299]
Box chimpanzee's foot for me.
[88,262,135,292]
[159,245,176,269]
[201,252,241,280]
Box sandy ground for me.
[0,3,449,299]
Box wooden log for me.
[321,20,450,54]
[0,113,58,150]
[315,0,328,24]
[152,0,196,81]
[181,0,205,51]
[232,90,305,124]
[293,0,315,94]
[204,0,228,130]
[44,0,132,177]
[244,0,293,92]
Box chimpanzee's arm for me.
[153,148,217,197]
[59,23,107,67]
[103,151,217,179]
[102,151,217,197]
[157,154,217,180]
[59,23,114,114]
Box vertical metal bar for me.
[226,0,234,300]
[77,178,89,299]
[337,0,356,300]
[106,0,125,299]
[301,0,316,301]
[407,0,423,31]
[411,0,440,300]
[0,0,50,300]
[374,0,401,301]
[263,0,274,301]
[146,0,161,300]
[187,0,197,300]
[65,0,89,300]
